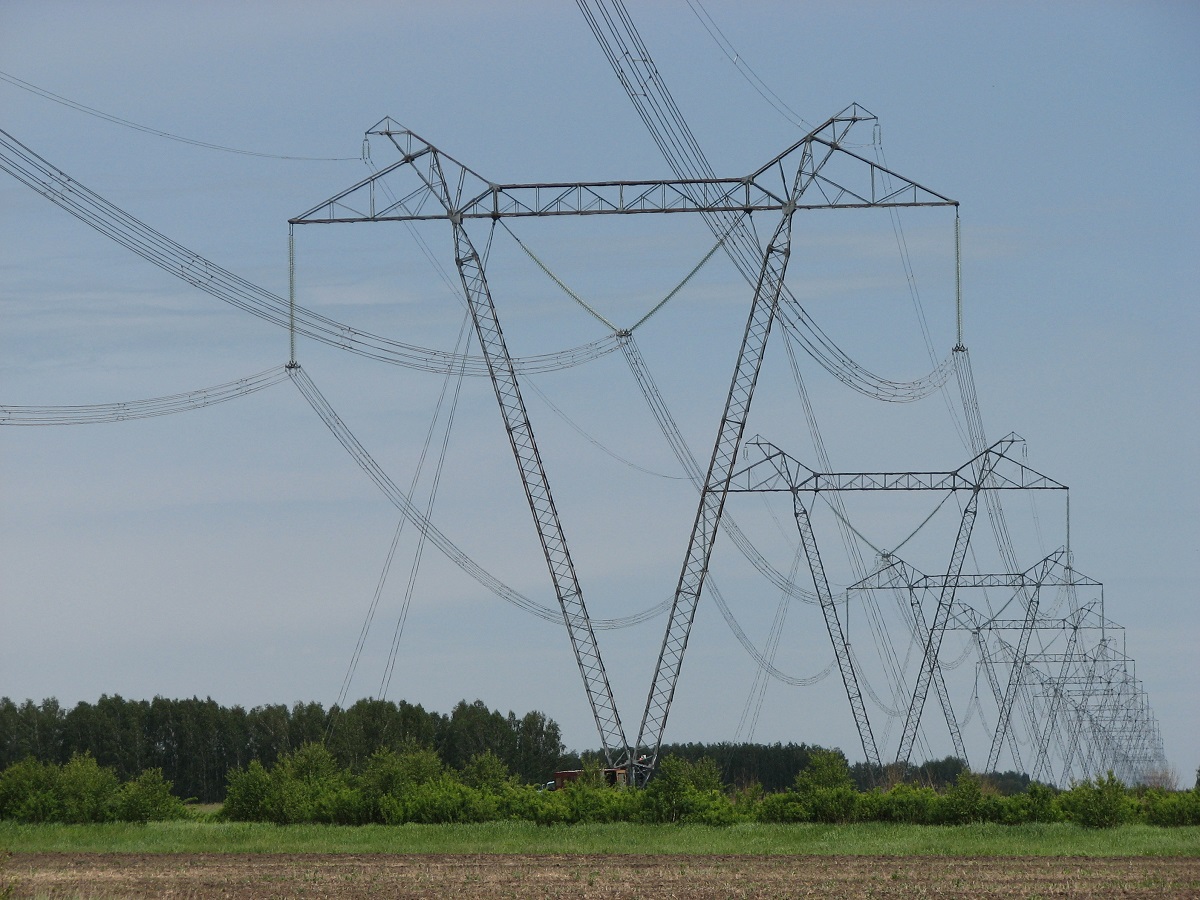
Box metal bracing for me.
[447,224,630,767]
[792,493,881,767]
[985,622,1170,784]
[974,630,1026,772]
[284,114,1181,786]
[4,25,1167,782]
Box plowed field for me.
[8,852,1200,898]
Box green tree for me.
[58,753,120,823]
[793,749,853,794]
[643,755,731,824]
[510,710,565,783]
[268,742,354,825]
[440,700,514,770]
[114,768,187,822]
[460,751,515,792]
[0,758,62,822]
[1059,771,1134,828]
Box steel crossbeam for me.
[730,435,1066,494]
[291,116,956,226]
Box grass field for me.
[2,820,1199,856]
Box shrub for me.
[560,777,641,823]
[402,774,496,824]
[794,749,854,794]
[221,760,273,822]
[492,782,543,821]
[530,787,571,827]
[460,751,515,793]
[806,785,862,824]
[1141,788,1200,827]
[685,789,738,826]
[361,747,441,796]
[0,758,62,823]
[993,782,1062,825]
[642,756,731,824]
[877,783,940,824]
[730,781,764,821]
[755,791,808,823]
[58,753,120,824]
[1025,782,1063,823]
[1059,771,1134,828]
[114,769,187,823]
[268,743,351,824]
[940,771,1003,824]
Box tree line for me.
[0,696,565,803]
[1,695,865,801]
[0,695,1080,804]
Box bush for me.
[642,756,733,824]
[221,760,273,822]
[361,747,441,805]
[0,758,62,823]
[1141,789,1200,827]
[58,753,120,823]
[114,769,187,823]
[401,774,496,824]
[877,783,940,824]
[939,771,1002,824]
[530,787,571,827]
[460,751,517,793]
[559,776,642,824]
[756,790,808,823]
[794,749,854,794]
[806,785,862,824]
[730,781,764,821]
[995,782,1062,825]
[1059,771,1134,828]
[1,756,185,824]
[268,743,352,824]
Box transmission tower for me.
[291,112,956,775]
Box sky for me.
[1,1,1197,782]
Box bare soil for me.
[7,853,1200,899]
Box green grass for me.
[2,821,1198,856]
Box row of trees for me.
[6,695,984,802]
[0,695,1159,805]
[0,696,565,802]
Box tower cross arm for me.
[289,120,957,226]
[728,434,1068,494]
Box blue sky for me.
[2,2,1197,782]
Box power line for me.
[0,69,359,162]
